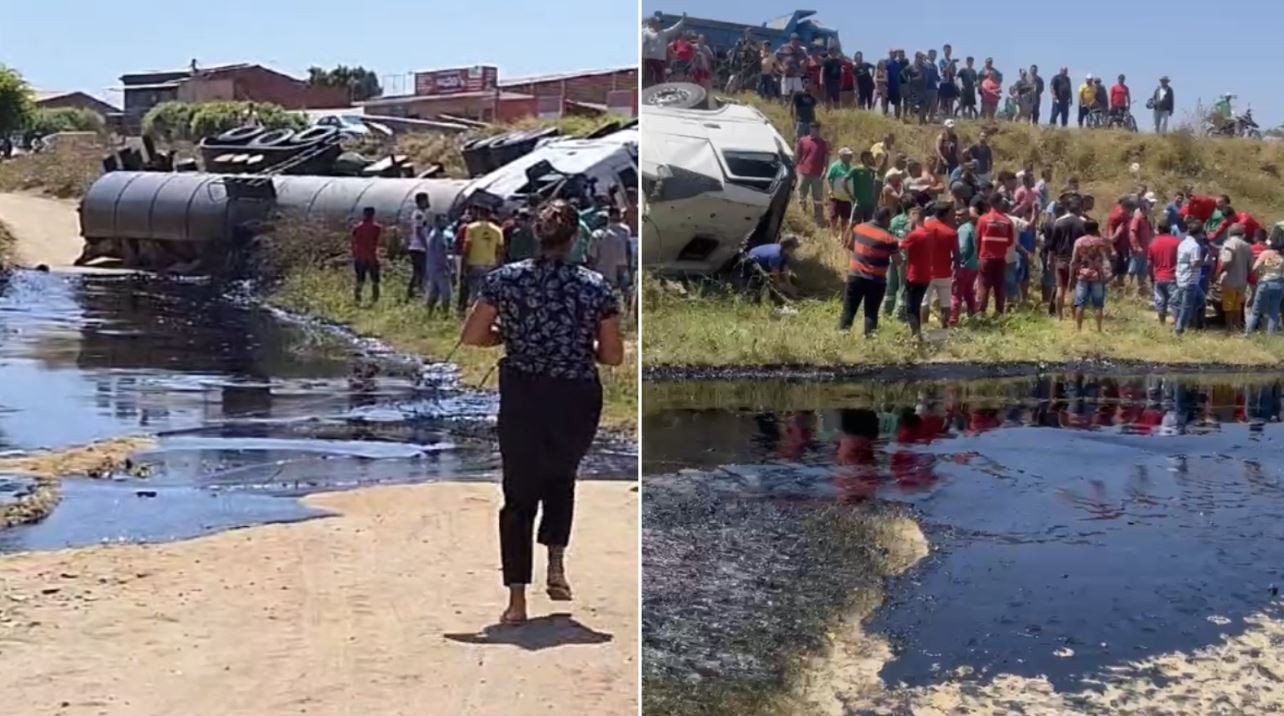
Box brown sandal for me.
[546,576,573,601]
[500,606,527,625]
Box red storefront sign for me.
[413,66,498,96]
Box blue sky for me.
[645,0,1284,130]
[0,0,638,101]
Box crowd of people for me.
[642,16,1197,136]
[348,192,638,317]
[742,33,1180,134]
[749,121,1284,339]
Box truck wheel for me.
[214,126,266,144]
[642,82,708,110]
[248,129,296,147]
[288,126,339,145]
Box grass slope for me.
[644,95,1284,370]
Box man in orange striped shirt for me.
[839,207,902,336]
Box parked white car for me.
[314,114,383,137]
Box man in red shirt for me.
[1107,196,1134,289]
[350,206,382,304]
[795,122,829,226]
[1109,74,1131,123]
[976,198,1015,315]
[923,202,960,329]
[1128,193,1156,296]
[900,207,932,337]
[1147,230,1181,324]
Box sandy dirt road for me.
[0,481,639,716]
[0,192,82,267]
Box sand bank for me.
[0,480,638,715]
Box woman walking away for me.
[460,200,625,626]
[1246,225,1284,336]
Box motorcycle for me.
[1203,107,1262,139]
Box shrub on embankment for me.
[0,145,102,198]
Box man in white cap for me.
[826,146,858,238]
[1078,73,1096,127]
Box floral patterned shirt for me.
[1072,234,1112,282]
[479,257,619,381]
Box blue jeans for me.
[1174,284,1203,335]
[1153,281,1175,316]
[1247,280,1284,336]
[1074,281,1106,310]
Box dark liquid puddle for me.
[0,270,634,551]
[643,375,1284,692]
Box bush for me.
[142,101,194,141]
[143,101,306,141]
[188,101,305,140]
[28,108,104,135]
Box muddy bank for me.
[0,480,639,716]
[642,473,927,715]
[643,358,1280,384]
[0,437,154,528]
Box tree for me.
[306,65,382,102]
[0,65,35,136]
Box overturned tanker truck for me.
[76,119,639,272]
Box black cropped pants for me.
[497,364,602,586]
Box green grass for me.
[271,263,637,434]
[645,277,1284,370]
[645,94,1284,371]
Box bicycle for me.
[1106,110,1139,133]
[1085,108,1108,129]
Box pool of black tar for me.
[643,374,1284,690]
[0,269,634,551]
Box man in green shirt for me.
[826,147,857,239]
[883,196,917,320]
[952,205,979,323]
[849,150,878,224]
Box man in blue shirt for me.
[920,52,941,124]
[744,237,800,302]
[887,49,904,120]
[1165,192,1186,235]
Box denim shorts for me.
[1128,255,1148,276]
[1153,281,1175,314]
[1074,280,1106,310]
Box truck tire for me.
[248,129,296,148]
[288,126,339,145]
[642,82,708,110]
[214,126,267,144]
